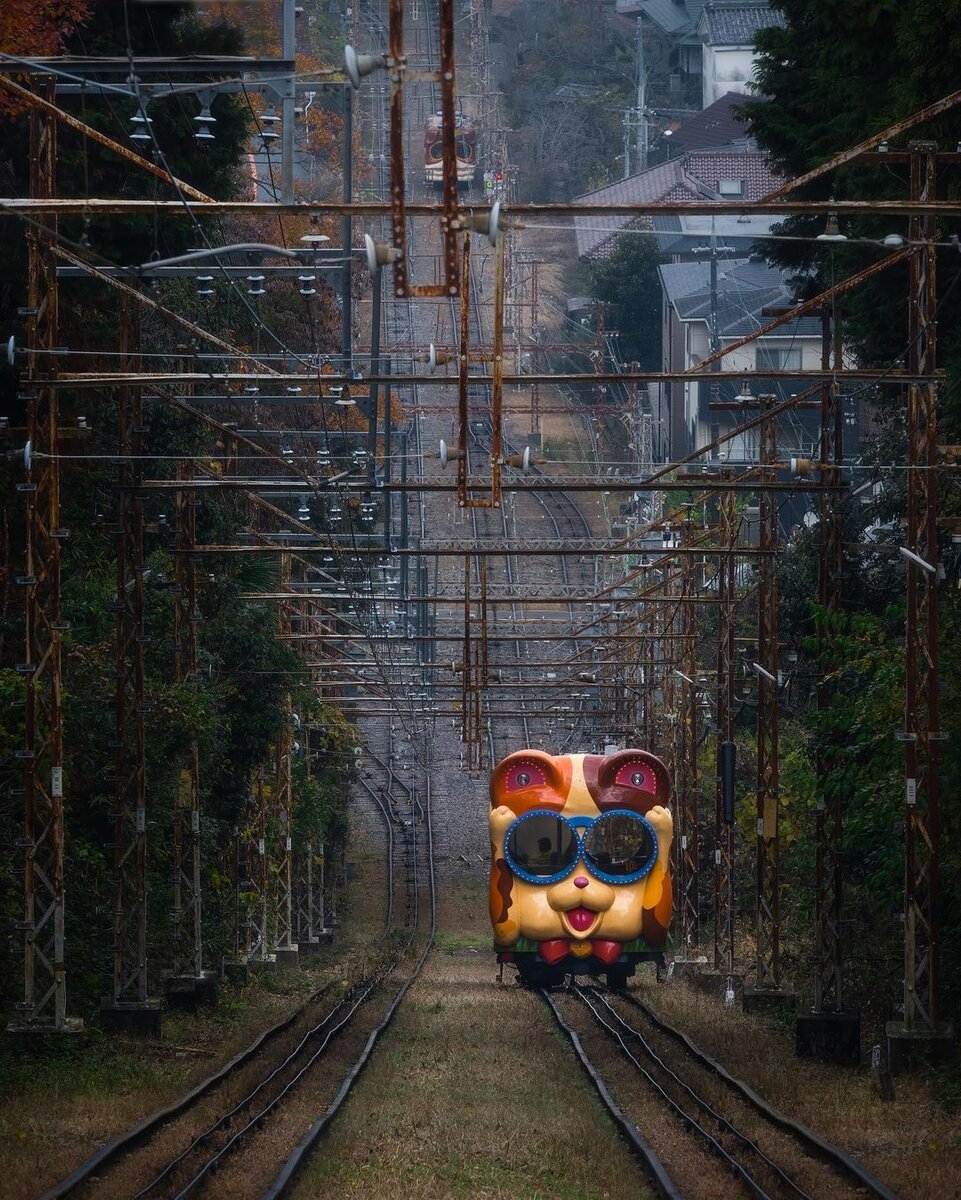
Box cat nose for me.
[573,876,589,889]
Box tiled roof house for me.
[573,146,781,260]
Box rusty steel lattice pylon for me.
[675,522,700,953]
[295,839,326,947]
[11,93,76,1031]
[900,142,943,1035]
[713,483,737,975]
[273,559,295,956]
[243,767,269,962]
[754,394,782,992]
[171,475,203,980]
[109,300,150,1009]
[813,312,846,1012]
[387,0,460,299]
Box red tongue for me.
[567,906,596,932]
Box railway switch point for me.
[99,999,163,1037]
[795,1008,862,1066]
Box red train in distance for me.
[424,110,478,187]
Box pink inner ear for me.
[614,760,657,793]
[504,761,546,792]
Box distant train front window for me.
[427,142,444,160]
[455,138,473,161]
[507,814,574,877]
[584,813,655,878]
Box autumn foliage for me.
[0,0,90,118]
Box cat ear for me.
[597,749,671,804]
[490,750,564,808]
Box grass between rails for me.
[292,951,654,1200]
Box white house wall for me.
[680,324,822,457]
[702,45,758,107]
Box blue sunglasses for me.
[504,808,658,886]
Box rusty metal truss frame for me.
[754,394,782,992]
[171,475,203,981]
[108,301,151,1011]
[900,143,943,1035]
[10,94,74,1032]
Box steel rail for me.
[35,982,334,1200]
[164,976,389,1200]
[261,776,437,1199]
[582,987,812,1200]
[616,991,901,1200]
[540,989,683,1200]
[358,776,395,935]
[569,987,775,1200]
[149,755,428,1199]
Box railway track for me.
[544,982,900,1200]
[39,744,434,1200]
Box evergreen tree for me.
[740,0,961,422]
[589,232,662,370]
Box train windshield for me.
[584,813,655,878]
[507,814,576,877]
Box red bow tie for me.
[538,938,622,965]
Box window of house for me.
[757,346,802,372]
[717,178,745,196]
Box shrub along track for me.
[38,760,435,1200]
[544,981,902,1200]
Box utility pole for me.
[797,309,859,1061]
[168,472,216,1007]
[674,520,701,961]
[635,17,648,173]
[887,141,952,1070]
[273,557,297,966]
[745,393,792,1013]
[10,89,78,1033]
[712,480,737,993]
[103,299,160,1034]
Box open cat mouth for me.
[563,906,600,936]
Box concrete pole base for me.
[669,956,709,984]
[692,970,744,1002]
[223,961,250,986]
[274,946,300,969]
[298,931,334,957]
[742,987,796,1018]
[99,998,163,1036]
[164,970,220,1011]
[886,1020,955,1074]
[795,1008,861,1065]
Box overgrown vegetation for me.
[0,0,356,1023]
[493,0,634,200]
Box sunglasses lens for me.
[584,813,655,878]
[507,814,576,878]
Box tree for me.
[0,0,89,117]
[589,231,662,369]
[739,1,961,424]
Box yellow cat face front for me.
[488,750,674,954]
